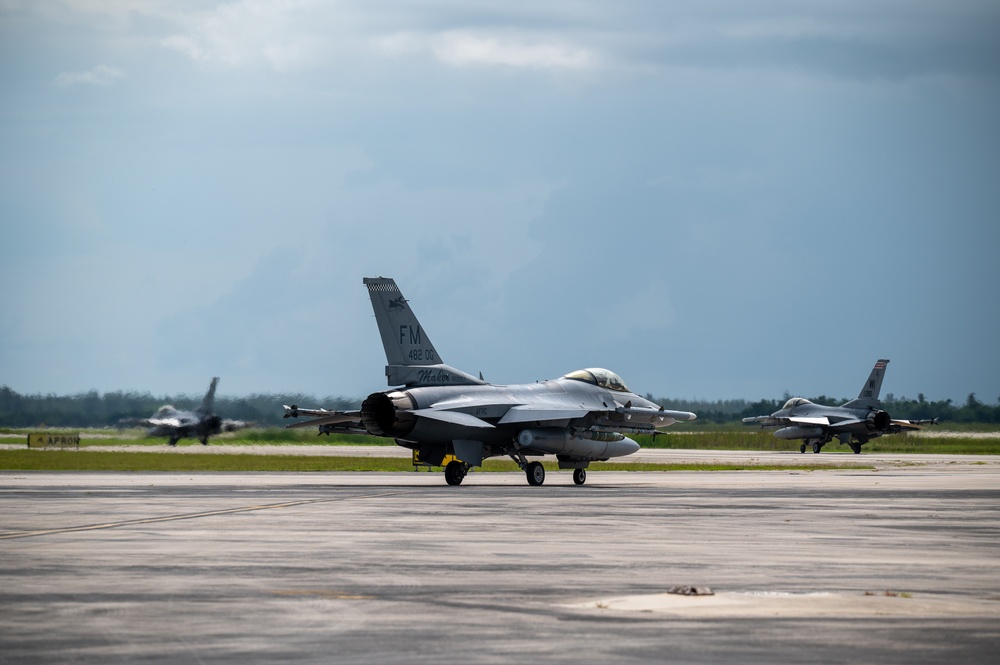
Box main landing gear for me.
[444,460,470,486]
[573,468,587,485]
[526,461,545,486]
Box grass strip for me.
[0,450,870,473]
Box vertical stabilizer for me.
[363,277,483,387]
[198,377,219,415]
[842,359,888,409]
[364,277,442,366]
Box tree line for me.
[655,392,1000,424]
[2,385,998,428]
[0,386,357,428]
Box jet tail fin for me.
[842,359,888,409]
[197,377,220,415]
[363,277,483,387]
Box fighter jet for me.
[283,277,696,486]
[742,359,936,453]
[140,377,246,446]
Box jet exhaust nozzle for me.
[360,391,416,437]
[867,410,891,431]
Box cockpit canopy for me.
[563,368,631,393]
[782,397,812,409]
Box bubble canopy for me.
[562,368,631,393]
[782,397,812,409]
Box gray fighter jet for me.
[141,377,246,446]
[742,359,936,453]
[283,277,696,486]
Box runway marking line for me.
[0,491,405,540]
[272,589,374,600]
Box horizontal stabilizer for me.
[411,409,495,428]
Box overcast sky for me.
[1,1,998,405]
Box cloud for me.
[54,64,125,88]
[160,0,324,72]
[432,31,596,70]
[375,30,596,70]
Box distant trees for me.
[654,391,1000,425]
[2,385,999,428]
[0,386,358,428]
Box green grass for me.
[0,450,868,473]
[5,428,995,454]
[635,431,1000,454]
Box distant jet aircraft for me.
[283,277,696,486]
[141,377,246,446]
[742,359,936,453]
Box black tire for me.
[445,460,465,486]
[573,468,587,485]
[800,444,806,454]
[812,442,821,454]
[526,461,545,486]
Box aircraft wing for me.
[498,405,593,425]
[412,409,495,428]
[788,416,831,426]
[282,406,364,432]
[498,404,696,428]
[284,413,362,429]
[145,417,185,428]
[887,418,938,432]
[282,405,349,419]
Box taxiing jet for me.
[141,377,246,446]
[742,359,936,453]
[283,277,696,486]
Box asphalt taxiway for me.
[1,459,998,663]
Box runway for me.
[1,460,999,663]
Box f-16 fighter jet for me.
[284,277,696,486]
[742,359,936,453]
[141,377,246,446]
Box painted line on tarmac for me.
[0,490,405,540]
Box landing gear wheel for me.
[445,460,467,486]
[526,461,545,486]
[800,444,806,454]
[850,443,862,454]
[812,442,822,454]
[573,468,587,485]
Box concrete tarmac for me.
[1,459,999,663]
